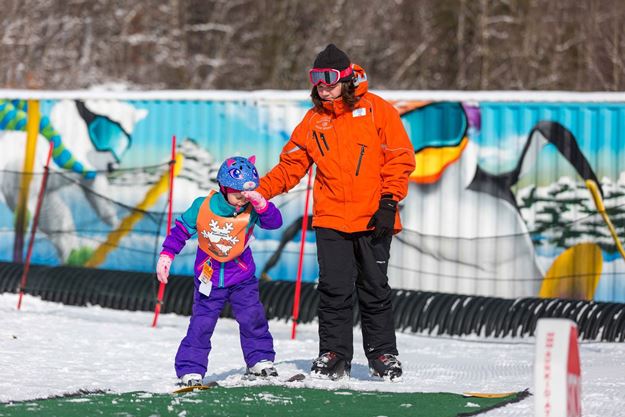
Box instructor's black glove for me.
[367,198,397,239]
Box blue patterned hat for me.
[216,156,259,191]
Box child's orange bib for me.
[196,190,252,262]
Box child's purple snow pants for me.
[174,276,275,377]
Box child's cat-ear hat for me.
[216,155,259,191]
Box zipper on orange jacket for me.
[313,131,325,156]
[355,144,367,176]
[320,133,330,151]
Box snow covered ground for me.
[1,293,625,417]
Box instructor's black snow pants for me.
[315,227,398,362]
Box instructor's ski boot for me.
[310,352,351,380]
[180,373,203,387]
[245,360,279,379]
[368,354,402,381]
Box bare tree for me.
[1,0,624,90]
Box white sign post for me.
[534,318,582,417]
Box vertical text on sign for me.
[543,331,555,416]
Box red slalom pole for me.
[17,141,54,310]
[291,166,314,339]
[152,135,177,327]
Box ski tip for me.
[286,373,306,382]
[173,381,219,394]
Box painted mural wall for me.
[1,93,624,303]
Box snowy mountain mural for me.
[518,176,625,257]
[109,138,219,191]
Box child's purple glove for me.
[156,253,173,284]
[242,190,268,213]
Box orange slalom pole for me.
[291,166,314,339]
[17,141,54,310]
[152,135,177,327]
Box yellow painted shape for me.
[409,137,468,184]
[586,179,625,261]
[85,153,184,268]
[14,100,41,248]
[540,242,602,300]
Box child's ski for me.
[173,381,219,394]
[242,372,306,383]
[174,373,305,393]
[286,373,306,382]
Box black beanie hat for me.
[313,44,350,71]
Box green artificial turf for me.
[0,386,529,417]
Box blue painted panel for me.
[2,96,625,301]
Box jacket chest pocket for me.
[307,129,333,166]
[312,130,330,156]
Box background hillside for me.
[2,0,624,90]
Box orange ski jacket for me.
[257,65,415,234]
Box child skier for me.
[156,155,283,387]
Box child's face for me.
[227,191,248,208]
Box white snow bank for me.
[1,293,625,417]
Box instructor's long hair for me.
[311,80,358,112]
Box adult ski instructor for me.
[257,44,415,381]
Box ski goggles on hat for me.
[309,66,353,86]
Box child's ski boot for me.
[173,373,219,393]
[244,360,279,380]
[180,373,203,387]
